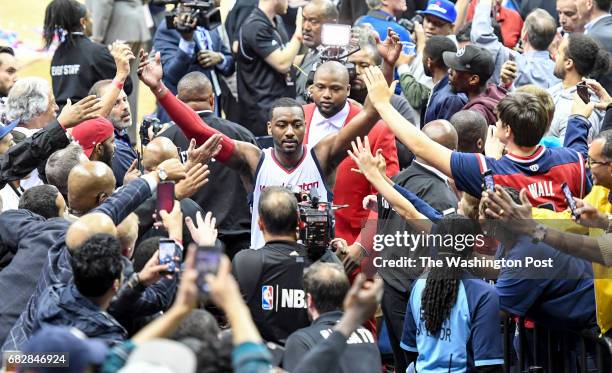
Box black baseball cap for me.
[442,44,495,82]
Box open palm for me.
[137,49,164,89]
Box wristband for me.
[354,242,369,259]
[112,78,124,90]
[531,223,547,243]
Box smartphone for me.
[196,244,222,294]
[508,53,515,62]
[136,151,143,173]
[561,182,579,219]
[482,170,495,193]
[158,238,178,275]
[321,24,351,47]
[576,82,590,104]
[157,182,174,214]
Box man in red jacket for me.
[302,62,399,244]
[465,0,524,48]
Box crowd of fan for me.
[0,0,611,372]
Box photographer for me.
[153,2,234,117]
[231,186,338,344]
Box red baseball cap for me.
[72,118,114,158]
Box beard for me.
[109,116,131,131]
[553,65,565,80]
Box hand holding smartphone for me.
[576,82,590,104]
[158,239,179,275]
[195,244,222,294]
[482,170,495,193]
[561,183,580,219]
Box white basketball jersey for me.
[251,146,330,249]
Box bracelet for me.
[112,78,124,90]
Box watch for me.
[531,223,548,243]
[158,167,167,181]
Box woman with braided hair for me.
[44,0,132,110]
[400,214,504,373]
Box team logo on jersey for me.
[529,164,539,171]
[456,47,465,57]
[262,285,274,310]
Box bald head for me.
[258,186,298,236]
[67,161,116,216]
[524,9,557,51]
[143,137,180,172]
[422,120,458,151]
[66,213,117,252]
[314,61,350,85]
[450,110,488,153]
[177,72,213,111]
[117,213,139,258]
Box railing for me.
[502,317,612,373]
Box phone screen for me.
[157,182,174,214]
[321,24,351,46]
[159,239,177,274]
[561,183,579,218]
[482,170,495,193]
[577,83,590,104]
[196,245,221,293]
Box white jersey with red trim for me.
[251,146,331,249]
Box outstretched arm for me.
[364,66,453,177]
[348,137,434,234]
[137,50,261,179]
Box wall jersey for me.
[450,146,588,211]
[251,146,331,248]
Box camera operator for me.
[153,2,234,118]
[232,186,338,344]
[295,0,338,104]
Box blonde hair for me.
[516,85,555,126]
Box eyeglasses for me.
[588,157,612,167]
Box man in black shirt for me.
[232,186,311,344]
[0,46,16,122]
[283,262,381,372]
[158,72,257,257]
[374,119,459,373]
[236,0,304,135]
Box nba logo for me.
[262,285,274,310]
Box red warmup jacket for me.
[466,0,524,48]
[303,102,399,243]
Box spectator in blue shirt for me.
[421,36,467,123]
[401,215,504,373]
[89,80,138,186]
[354,0,411,43]
[472,0,560,88]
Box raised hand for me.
[172,245,198,314]
[185,134,222,171]
[109,42,135,81]
[571,92,595,119]
[186,211,218,247]
[339,274,383,331]
[363,66,396,108]
[500,60,517,88]
[484,125,504,160]
[584,79,612,110]
[347,136,381,179]
[294,7,303,41]
[175,163,210,200]
[575,199,609,229]
[375,28,402,68]
[481,186,535,234]
[159,201,183,239]
[138,49,164,91]
[57,95,102,129]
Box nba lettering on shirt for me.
[261,285,307,311]
[259,181,320,191]
[51,64,81,76]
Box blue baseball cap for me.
[20,326,109,373]
[0,119,18,140]
[417,0,457,24]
